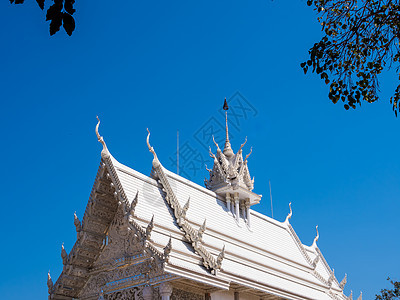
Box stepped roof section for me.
[48,114,355,300]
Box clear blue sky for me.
[0,0,398,299]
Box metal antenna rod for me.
[269,180,274,218]
[177,130,179,175]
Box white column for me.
[159,282,173,300]
[143,286,153,300]
[226,192,231,213]
[234,193,239,222]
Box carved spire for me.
[284,202,292,224]
[163,235,172,259]
[217,244,225,269]
[95,116,110,158]
[145,215,154,239]
[348,291,353,300]
[223,98,234,158]
[205,99,261,210]
[47,271,53,293]
[181,197,190,219]
[130,190,139,213]
[340,273,347,289]
[74,212,81,233]
[61,243,68,265]
[312,225,319,248]
[198,219,206,240]
[357,292,362,300]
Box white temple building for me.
[48,100,356,300]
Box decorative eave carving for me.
[285,220,343,293]
[50,120,172,300]
[147,130,225,275]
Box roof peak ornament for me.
[95,116,110,158]
[47,271,53,294]
[285,202,292,224]
[205,98,261,210]
[223,98,234,158]
[312,225,319,248]
[146,129,160,168]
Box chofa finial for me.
[285,202,292,224]
[312,225,319,247]
[146,129,160,167]
[222,98,234,158]
[95,116,110,158]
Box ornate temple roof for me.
[48,112,354,300]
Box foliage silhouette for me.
[304,0,400,116]
[9,0,75,36]
[376,278,400,300]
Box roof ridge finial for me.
[223,98,234,158]
[285,202,292,224]
[146,128,160,168]
[312,225,319,248]
[95,116,110,158]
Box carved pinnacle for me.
[61,244,68,265]
[198,219,206,240]
[181,197,190,219]
[74,212,81,232]
[130,190,139,213]
[146,215,154,239]
[217,245,225,269]
[47,271,53,292]
[340,273,347,289]
[163,235,172,259]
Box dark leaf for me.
[64,0,76,15]
[14,0,24,3]
[46,3,62,21]
[63,13,75,36]
[36,0,44,10]
[49,12,62,35]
